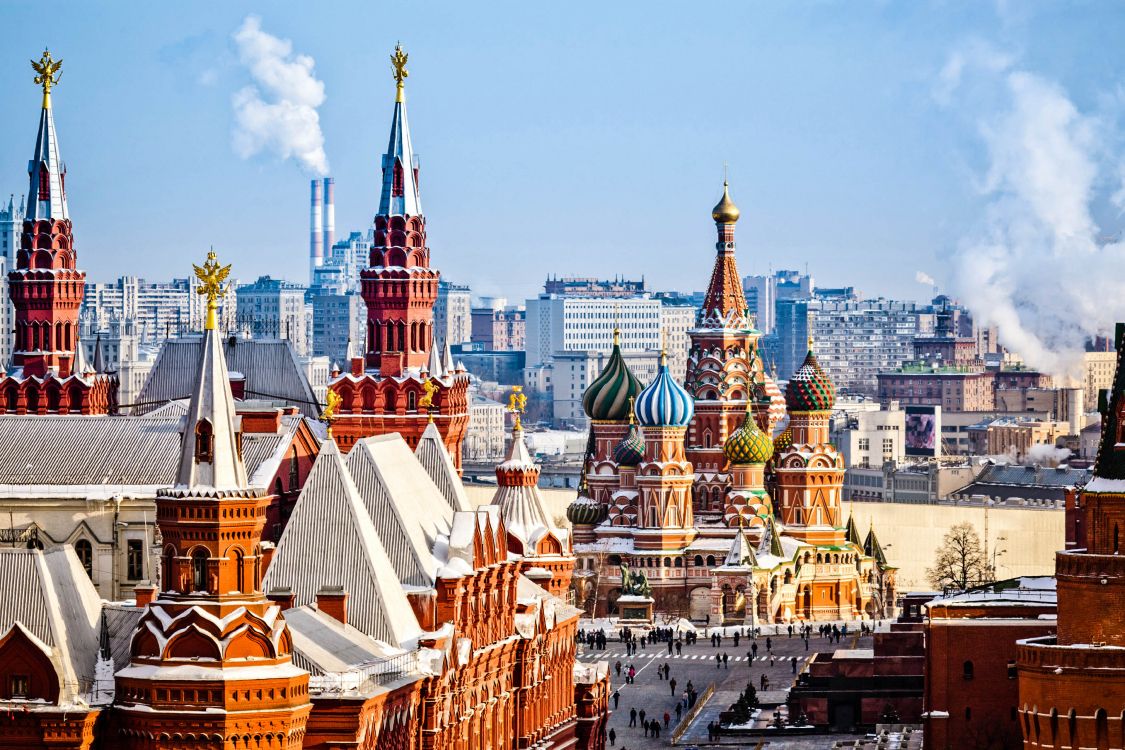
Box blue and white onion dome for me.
[634,351,694,428]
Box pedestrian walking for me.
[676,640,682,656]
[675,703,683,722]
[670,678,677,697]
[639,709,646,728]
[766,636,772,653]
[615,660,621,676]
[609,728,616,746]
[629,708,637,727]
[715,653,721,669]
[791,656,798,674]
[751,642,758,659]
[734,631,740,647]
[663,711,670,728]
[760,673,767,690]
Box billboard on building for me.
[904,404,941,457]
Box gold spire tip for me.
[807,335,815,351]
[391,43,409,103]
[31,49,62,109]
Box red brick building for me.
[922,578,1057,750]
[1016,321,1125,749]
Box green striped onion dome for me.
[786,347,836,411]
[612,423,645,466]
[582,339,642,421]
[566,497,608,525]
[724,411,774,465]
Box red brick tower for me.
[1017,321,1125,748]
[685,182,770,515]
[330,44,469,465]
[114,251,310,749]
[2,50,115,414]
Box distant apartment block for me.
[435,280,472,347]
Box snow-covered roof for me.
[263,440,423,646]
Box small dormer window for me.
[195,419,214,463]
[392,161,405,197]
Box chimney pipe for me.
[310,179,323,285]
[322,177,335,264]
[316,585,348,626]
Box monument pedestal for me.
[617,595,655,625]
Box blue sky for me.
[2,1,1124,316]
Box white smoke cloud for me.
[943,50,1125,378]
[1023,444,1071,466]
[231,16,329,175]
[915,271,936,287]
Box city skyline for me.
[3,2,1125,376]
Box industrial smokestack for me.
[310,179,323,285]
[322,177,335,263]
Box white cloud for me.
[915,271,936,287]
[230,16,328,175]
[934,39,1014,105]
[948,60,1125,378]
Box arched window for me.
[195,419,214,463]
[706,556,716,567]
[963,660,974,681]
[192,549,209,592]
[407,391,417,412]
[674,558,683,567]
[384,390,395,413]
[26,387,39,413]
[663,557,671,567]
[163,546,174,591]
[693,555,704,567]
[231,548,245,593]
[74,539,92,577]
[5,388,17,412]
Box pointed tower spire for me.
[27,50,67,222]
[175,250,247,491]
[699,179,751,330]
[379,43,422,217]
[725,522,758,568]
[91,334,105,374]
[845,512,862,546]
[442,338,455,376]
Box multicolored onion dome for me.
[566,497,608,526]
[635,356,694,428]
[724,410,774,465]
[760,371,787,426]
[773,426,793,452]
[612,423,645,466]
[786,346,835,411]
[582,334,642,421]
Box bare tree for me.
[926,522,993,592]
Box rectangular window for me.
[883,438,894,453]
[127,539,144,580]
[10,674,29,698]
[858,438,870,451]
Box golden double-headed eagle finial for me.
[193,249,232,331]
[391,43,409,103]
[31,49,63,109]
[508,385,527,431]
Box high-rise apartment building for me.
[434,279,471,346]
[310,290,363,364]
[235,275,310,356]
[775,297,923,396]
[742,268,813,334]
[82,275,237,339]
[471,301,526,351]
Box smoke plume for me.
[943,49,1125,377]
[231,16,329,175]
[915,271,936,287]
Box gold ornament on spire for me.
[508,385,527,431]
[807,335,815,351]
[320,389,342,439]
[391,43,409,103]
[193,249,232,331]
[419,378,438,422]
[31,49,63,109]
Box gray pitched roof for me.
[346,435,457,586]
[263,440,422,645]
[0,411,306,492]
[0,547,103,703]
[136,336,319,418]
[414,421,470,513]
[285,606,404,676]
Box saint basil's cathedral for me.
[568,183,896,625]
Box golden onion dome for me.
[711,180,741,224]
